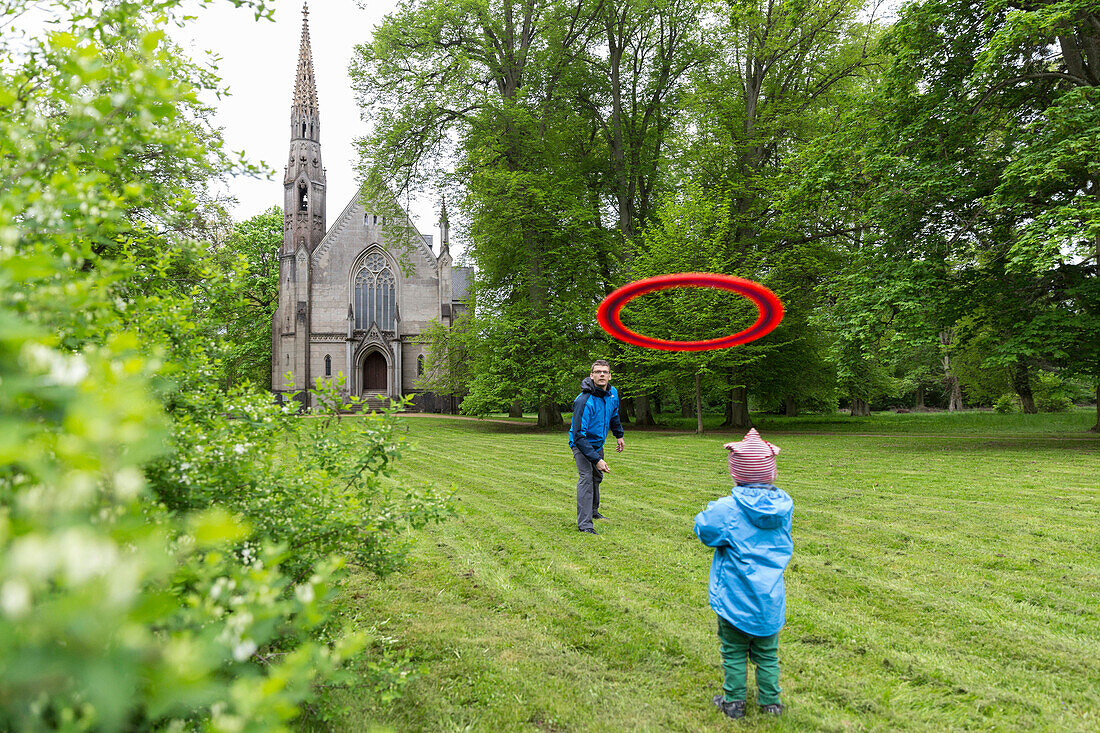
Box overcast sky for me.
[179,0,445,242]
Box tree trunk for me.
[651,391,662,415]
[850,397,871,417]
[1014,359,1037,414]
[1092,384,1099,433]
[695,372,704,434]
[509,399,523,418]
[720,368,738,427]
[915,385,925,410]
[784,395,798,417]
[620,393,635,424]
[537,399,563,428]
[730,386,752,428]
[949,379,963,411]
[680,392,693,418]
[940,329,963,411]
[721,391,734,427]
[634,394,657,426]
[1091,214,1099,431]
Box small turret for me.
[439,195,450,256]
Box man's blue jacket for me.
[693,484,794,637]
[567,377,624,463]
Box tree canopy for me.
[352,0,1097,428]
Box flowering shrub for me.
[0,2,443,728]
[0,314,364,730]
[147,379,453,582]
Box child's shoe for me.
[760,703,784,715]
[712,695,746,719]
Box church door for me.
[363,352,387,392]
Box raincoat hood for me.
[734,484,793,530]
[580,376,609,397]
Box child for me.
[693,428,793,720]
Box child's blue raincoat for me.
[693,484,794,637]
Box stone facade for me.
[271,6,469,408]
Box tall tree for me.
[640,0,880,420]
[214,207,282,390]
[829,0,1100,422]
[975,0,1100,427]
[618,184,772,433]
[354,0,709,426]
[576,0,705,424]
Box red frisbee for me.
[597,273,784,351]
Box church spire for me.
[291,2,319,141]
[283,0,326,254]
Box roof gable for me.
[312,187,436,266]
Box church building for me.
[272,6,471,409]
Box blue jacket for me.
[567,377,624,463]
[693,484,794,637]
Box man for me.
[568,359,625,534]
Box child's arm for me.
[693,500,734,548]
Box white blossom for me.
[231,639,257,662]
[114,467,144,499]
[22,343,89,386]
[58,528,120,584]
[0,579,31,618]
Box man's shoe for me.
[760,703,784,716]
[593,512,607,519]
[579,527,597,534]
[712,695,745,720]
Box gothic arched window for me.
[354,253,396,331]
[324,354,332,376]
[417,354,425,376]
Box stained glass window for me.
[354,253,396,331]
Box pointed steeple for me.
[283,0,326,254]
[291,2,319,141]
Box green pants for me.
[717,615,781,705]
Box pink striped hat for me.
[725,428,780,485]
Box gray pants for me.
[573,446,603,530]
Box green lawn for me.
[317,415,1100,732]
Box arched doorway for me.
[362,351,387,392]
